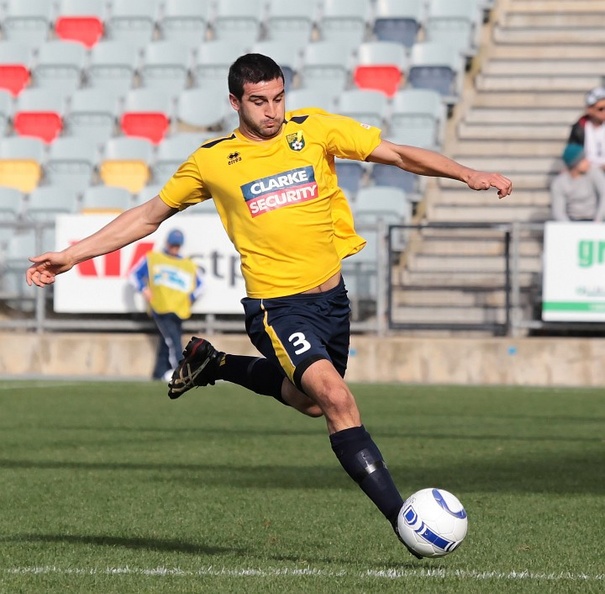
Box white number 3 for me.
[288,332,311,355]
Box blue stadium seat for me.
[373,0,425,49]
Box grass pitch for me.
[0,380,603,593]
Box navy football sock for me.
[217,355,286,403]
[330,425,404,526]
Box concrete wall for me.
[1,332,604,387]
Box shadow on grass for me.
[0,450,603,494]
[0,533,234,555]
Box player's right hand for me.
[26,252,74,287]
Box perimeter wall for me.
[1,333,604,387]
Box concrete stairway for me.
[392,0,605,333]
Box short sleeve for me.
[159,152,211,210]
[315,113,382,161]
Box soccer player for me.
[26,54,512,555]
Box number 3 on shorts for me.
[288,332,311,355]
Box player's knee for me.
[301,402,323,418]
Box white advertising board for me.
[542,221,605,321]
[53,214,245,314]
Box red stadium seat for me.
[120,112,170,144]
[353,64,403,97]
[55,16,104,48]
[14,111,63,143]
[0,64,30,96]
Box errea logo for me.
[74,241,154,276]
[228,151,241,165]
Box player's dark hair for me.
[228,53,284,99]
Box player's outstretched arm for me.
[367,140,513,199]
[26,195,177,287]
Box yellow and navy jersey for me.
[159,109,382,298]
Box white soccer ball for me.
[397,488,468,558]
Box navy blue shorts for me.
[241,277,351,391]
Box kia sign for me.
[54,214,245,314]
[542,221,605,321]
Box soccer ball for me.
[397,488,468,558]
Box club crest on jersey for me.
[240,166,318,217]
[286,130,305,151]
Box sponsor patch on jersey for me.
[240,166,318,217]
[286,130,305,151]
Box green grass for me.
[0,381,603,594]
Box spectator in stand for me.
[551,143,605,222]
[568,86,605,170]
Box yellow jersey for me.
[159,109,382,298]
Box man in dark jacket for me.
[568,86,605,170]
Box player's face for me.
[230,78,286,141]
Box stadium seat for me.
[299,41,352,96]
[318,0,371,53]
[286,89,337,113]
[13,88,66,143]
[370,162,421,197]
[82,185,134,213]
[193,40,249,92]
[133,183,164,206]
[159,0,212,48]
[0,90,14,135]
[32,40,87,95]
[2,0,54,46]
[105,0,162,48]
[153,133,207,184]
[65,88,120,145]
[120,89,174,144]
[25,185,80,221]
[0,186,23,222]
[0,136,45,193]
[212,0,264,47]
[1,230,43,308]
[373,0,424,48]
[353,41,408,97]
[341,227,379,307]
[334,159,367,197]
[99,137,154,194]
[425,0,482,58]
[175,88,229,132]
[265,0,317,46]
[251,41,300,92]
[353,186,411,225]
[0,41,33,97]
[407,41,464,105]
[55,0,106,49]
[87,41,140,95]
[45,136,99,194]
[336,89,389,129]
[139,41,193,92]
[390,88,446,149]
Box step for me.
[471,91,584,109]
[457,121,568,141]
[464,107,578,125]
[506,1,605,14]
[488,44,605,60]
[437,188,551,206]
[475,73,601,93]
[427,203,551,222]
[399,269,535,288]
[503,12,605,28]
[450,139,565,157]
[394,289,506,308]
[415,237,543,257]
[390,305,507,325]
[493,24,605,45]
[439,172,553,189]
[407,253,542,273]
[449,156,559,173]
[482,58,603,76]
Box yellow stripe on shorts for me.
[260,300,296,381]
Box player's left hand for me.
[466,171,513,199]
